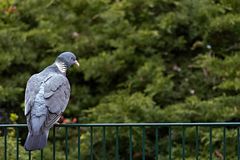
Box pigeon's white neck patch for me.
[55,61,67,73]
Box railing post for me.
[78,126,81,160]
[223,127,226,160]
[209,127,212,160]
[4,127,7,160]
[16,127,19,160]
[102,126,106,159]
[129,126,133,160]
[155,127,159,160]
[238,128,240,160]
[40,149,43,160]
[90,126,93,160]
[195,126,199,160]
[53,126,56,160]
[142,126,146,160]
[168,127,172,160]
[28,151,31,160]
[65,127,69,160]
[115,126,119,160]
[182,126,185,160]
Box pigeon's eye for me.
[71,57,75,61]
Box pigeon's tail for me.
[24,131,48,151]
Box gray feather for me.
[24,74,41,116]
[24,63,71,151]
[24,131,48,151]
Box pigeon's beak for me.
[74,60,80,67]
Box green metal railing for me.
[1,122,240,159]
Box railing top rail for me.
[1,122,240,127]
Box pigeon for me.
[24,52,79,151]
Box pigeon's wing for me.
[43,74,70,129]
[25,74,41,116]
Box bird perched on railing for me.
[24,52,79,151]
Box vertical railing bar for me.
[90,126,93,160]
[4,127,7,160]
[16,127,19,160]
[209,127,212,160]
[142,126,146,160]
[40,149,43,160]
[78,126,81,160]
[28,151,31,160]
[168,127,172,160]
[65,127,69,160]
[129,126,133,160]
[223,127,226,160]
[182,126,185,160]
[115,126,119,160]
[53,126,56,160]
[102,126,106,160]
[238,127,240,160]
[195,126,199,160]
[155,127,159,160]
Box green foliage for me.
[0,128,38,160]
[0,136,30,160]
[88,91,158,122]
[196,54,240,91]
[1,0,240,159]
[206,14,240,51]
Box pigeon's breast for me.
[32,83,47,117]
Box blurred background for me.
[1,0,240,159]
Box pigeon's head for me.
[56,52,79,68]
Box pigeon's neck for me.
[55,61,67,73]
